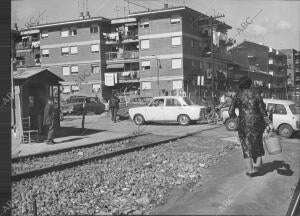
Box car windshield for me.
[182,97,194,106]
[289,104,300,114]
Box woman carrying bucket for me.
[229,76,268,177]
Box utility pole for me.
[197,14,225,106]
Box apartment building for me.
[128,6,233,99]
[27,14,110,99]
[230,41,288,99]
[279,49,300,99]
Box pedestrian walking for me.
[82,98,87,129]
[43,98,56,144]
[109,90,120,123]
[228,76,269,177]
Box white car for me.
[129,96,206,126]
[222,99,300,138]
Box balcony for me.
[103,30,138,44]
[104,71,140,84]
[118,71,140,83]
[105,51,139,62]
[15,41,40,50]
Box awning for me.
[106,63,124,69]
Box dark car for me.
[61,96,105,116]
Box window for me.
[142,82,151,90]
[275,104,287,114]
[200,61,203,69]
[41,31,48,38]
[61,47,69,55]
[70,28,77,36]
[172,58,182,69]
[91,44,100,53]
[173,80,182,89]
[192,60,196,69]
[140,18,149,28]
[41,49,49,57]
[70,46,78,54]
[287,55,292,60]
[141,61,150,70]
[71,85,79,93]
[63,85,71,93]
[149,98,164,107]
[170,15,181,24]
[61,29,69,37]
[190,39,195,48]
[171,36,181,46]
[289,104,300,114]
[140,39,150,49]
[91,65,100,74]
[288,64,292,69]
[92,84,101,93]
[166,98,181,106]
[71,65,78,74]
[90,25,98,33]
[183,97,194,105]
[62,66,70,76]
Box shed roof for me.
[13,68,63,81]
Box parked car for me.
[61,96,105,116]
[128,96,206,125]
[222,99,300,138]
[118,96,153,117]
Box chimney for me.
[85,11,91,19]
[79,12,84,19]
[164,3,168,9]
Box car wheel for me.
[278,124,293,138]
[133,114,145,125]
[225,118,237,131]
[178,114,190,126]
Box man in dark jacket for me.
[109,91,120,123]
[43,98,56,144]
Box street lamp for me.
[152,54,161,96]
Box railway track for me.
[12,125,222,182]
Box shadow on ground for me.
[258,160,294,177]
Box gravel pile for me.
[12,136,239,215]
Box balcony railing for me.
[118,71,140,82]
[105,71,140,83]
[105,51,139,61]
[104,30,138,44]
[16,42,32,50]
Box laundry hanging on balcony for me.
[104,73,119,86]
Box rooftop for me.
[27,16,110,29]
[128,6,231,29]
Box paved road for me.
[62,113,219,136]
[152,127,300,215]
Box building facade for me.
[230,41,288,99]
[128,6,233,102]
[279,49,300,99]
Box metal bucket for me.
[264,135,282,155]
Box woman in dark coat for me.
[229,77,268,177]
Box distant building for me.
[279,49,300,99]
[230,41,288,99]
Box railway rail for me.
[12,125,222,182]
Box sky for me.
[11,0,300,50]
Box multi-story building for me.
[279,49,300,99]
[230,41,288,99]
[28,13,111,99]
[128,5,234,101]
